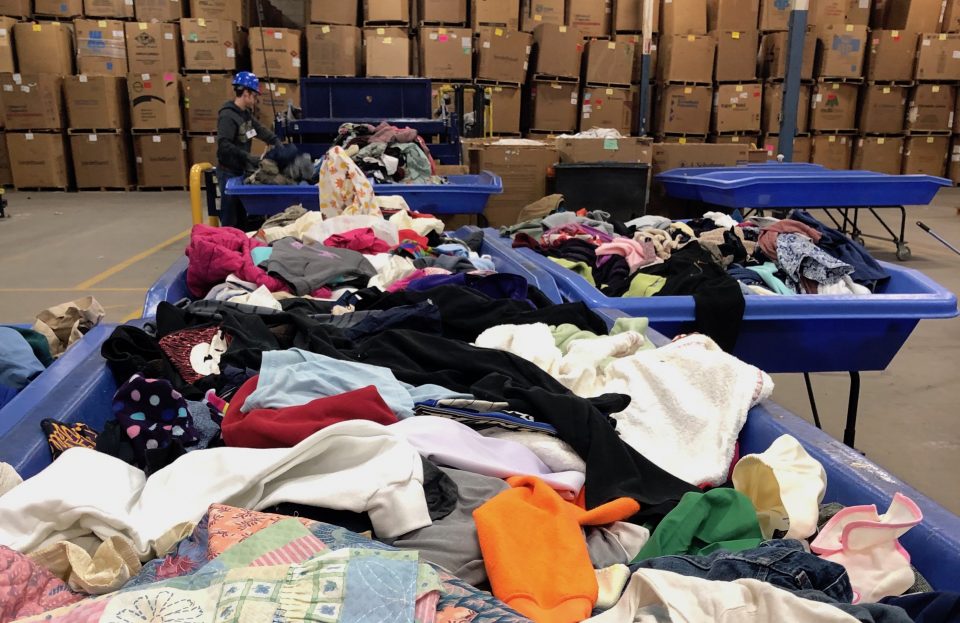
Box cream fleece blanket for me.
[475,324,774,486]
[0,421,431,560]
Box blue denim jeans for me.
[631,539,853,603]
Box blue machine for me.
[278,77,463,164]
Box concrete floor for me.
[0,189,958,513]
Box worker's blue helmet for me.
[232,71,260,93]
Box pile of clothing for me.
[336,121,443,185]
[0,297,104,410]
[245,143,318,186]
[501,208,891,352]
[0,211,950,623]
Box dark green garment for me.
[3,327,53,367]
[632,488,763,562]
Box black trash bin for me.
[553,163,649,221]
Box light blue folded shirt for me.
[242,348,470,418]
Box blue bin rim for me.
[480,228,959,322]
[0,323,116,438]
[656,168,952,189]
[225,171,503,196]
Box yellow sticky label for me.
[928,136,935,143]
[495,86,502,91]
[883,86,891,93]
[198,17,205,26]
[139,22,148,30]
[735,84,743,92]
[377,27,385,35]
[732,31,740,39]
[98,20,107,27]
[679,137,687,144]
[278,87,286,94]
[892,30,899,37]
[846,24,854,31]
[322,25,330,33]
[32,24,41,31]
[829,135,837,142]
[878,137,885,144]
[535,14,543,21]
[559,25,567,32]
[687,34,695,41]
[684,87,692,94]
[833,83,840,89]
[940,33,948,40]
[933,85,941,92]
[731,136,740,142]
[383,37,392,44]
[439,27,446,34]
[606,88,614,94]
[495,28,504,36]
[608,41,616,49]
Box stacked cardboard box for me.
[655,0,714,140]
[708,0,760,144]
[0,73,70,188]
[65,75,134,189]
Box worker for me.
[216,71,282,228]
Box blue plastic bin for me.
[478,227,959,373]
[142,256,190,318]
[225,172,503,216]
[3,315,959,591]
[0,323,115,438]
[656,165,951,208]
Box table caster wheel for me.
[896,244,912,261]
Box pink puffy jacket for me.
[184,224,291,297]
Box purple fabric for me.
[112,374,200,464]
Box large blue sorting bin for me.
[657,164,951,208]
[225,173,502,216]
[139,229,561,317]
[478,228,959,374]
[0,323,114,438]
[3,317,959,591]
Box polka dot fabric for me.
[112,374,200,463]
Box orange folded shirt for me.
[474,476,640,623]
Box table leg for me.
[843,371,861,448]
[803,372,822,429]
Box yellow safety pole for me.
[189,162,214,226]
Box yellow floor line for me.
[73,229,190,290]
[122,307,144,322]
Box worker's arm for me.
[216,114,259,172]
[252,116,281,147]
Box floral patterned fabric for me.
[85,506,531,623]
[0,545,84,623]
[317,146,380,219]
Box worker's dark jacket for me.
[216,101,279,177]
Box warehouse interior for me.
[0,0,959,620]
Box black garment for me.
[343,329,698,521]
[354,285,609,343]
[880,592,960,622]
[95,419,187,476]
[422,457,459,521]
[264,503,374,535]
[594,255,632,297]
[100,324,206,401]
[641,242,745,353]
[216,101,280,177]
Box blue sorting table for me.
[477,227,959,446]
[3,316,958,592]
[0,324,115,438]
[224,172,502,218]
[656,164,952,261]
